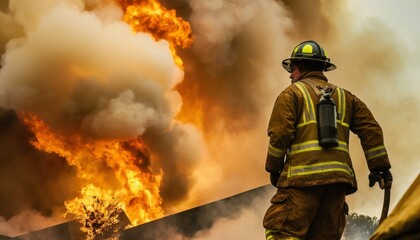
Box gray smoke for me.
[178,0,419,218]
[0,0,204,230]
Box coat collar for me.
[299,71,328,82]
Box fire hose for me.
[378,180,392,224]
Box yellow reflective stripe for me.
[338,120,349,128]
[295,82,316,127]
[337,87,345,121]
[280,171,287,177]
[290,140,321,154]
[336,87,349,127]
[265,230,301,240]
[268,143,286,158]
[296,82,316,120]
[289,140,348,155]
[295,83,349,128]
[290,161,354,177]
[266,229,279,239]
[293,46,299,55]
[296,120,317,128]
[295,83,307,123]
[365,145,388,160]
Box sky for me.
[0,0,419,238]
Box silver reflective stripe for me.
[289,140,348,155]
[290,140,320,154]
[365,145,388,160]
[290,161,354,177]
[268,143,286,158]
[295,82,316,128]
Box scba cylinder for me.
[317,94,339,148]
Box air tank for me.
[317,90,339,148]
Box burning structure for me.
[0,185,273,239]
[1,0,419,239]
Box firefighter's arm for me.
[265,90,297,174]
[350,95,391,171]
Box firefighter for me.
[263,40,392,240]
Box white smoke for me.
[0,1,184,139]
[0,210,65,237]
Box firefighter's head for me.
[282,40,336,73]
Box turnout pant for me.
[263,183,347,240]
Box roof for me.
[2,185,272,239]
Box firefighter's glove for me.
[270,172,280,187]
[369,169,393,189]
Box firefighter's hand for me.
[270,172,280,187]
[369,169,393,189]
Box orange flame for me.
[117,0,193,68]
[64,184,124,240]
[19,112,163,226]
[14,0,195,231]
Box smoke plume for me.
[0,0,203,225]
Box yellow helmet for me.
[282,40,336,73]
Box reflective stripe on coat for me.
[265,71,391,194]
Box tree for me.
[343,212,379,240]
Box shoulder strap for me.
[300,78,336,97]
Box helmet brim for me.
[282,57,337,73]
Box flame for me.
[117,0,193,68]
[64,184,124,240]
[19,112,164,226]
[13,0,195,232]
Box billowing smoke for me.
[0,0,204,233]
[173,0,293,207]
[1,1,183,139]
[179,0,419,218]
[0,0,418,237]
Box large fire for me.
[117,0,193,68]
[15,0,193,237]
[20,112,163,227]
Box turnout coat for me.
[265,71,391,194]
